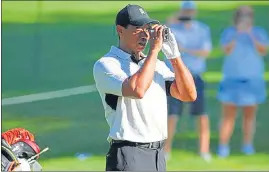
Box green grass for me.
[2,1,269,170]
[38,152,269,171]
[2,89,269,170]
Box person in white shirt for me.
[93,4,196,171]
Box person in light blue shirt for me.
[163,1,212,162]
[217,5,269,158]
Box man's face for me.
[179,9,197,21]
[117,23,157,53]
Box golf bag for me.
[1,128,44,171]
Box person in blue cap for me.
[163,1,212,162]
[217,5,269,158]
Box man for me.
[163,1,212,162]
[93,4,196,171]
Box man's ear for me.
[116,25,124,36]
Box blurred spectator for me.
[217,5,269,157]
[163,1,212,162]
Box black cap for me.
[116,4,160,27]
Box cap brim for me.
[131,18,160,26]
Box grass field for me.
[2,1,269,170]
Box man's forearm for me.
[170,57,197,101]
[128,50,158,96]
[179,46,210,58]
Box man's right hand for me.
[148,25,164,53]
[121,25,163,99]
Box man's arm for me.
[93,51,159,99]
[161,27,197,102]
[169,58,197,102]
[122,49,159,99]
[94,26,164,99]
[93,50,159,99]
[122,26,164,99]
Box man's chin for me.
[137,45,146,51]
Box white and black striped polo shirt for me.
[93,46,175,143]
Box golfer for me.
[93,4,196,171]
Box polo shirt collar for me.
[109,46,146,64]
[109,46,131,60]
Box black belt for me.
[110,140,165,149]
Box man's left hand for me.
[161,27,181,59]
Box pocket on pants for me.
[106,145,127,171]
[133,147,157,171]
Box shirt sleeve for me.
[220,27,235,47]
[202,25,213,51]
[254,27,269,46]
[93,59,128,96]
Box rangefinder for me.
[149,26,169,41]
[162,27,169,42]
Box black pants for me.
[106,140,166,171]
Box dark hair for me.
[119,24,129,29]
[117,24,129,40]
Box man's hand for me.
[149,25,164,52]
[161,27,181,59]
